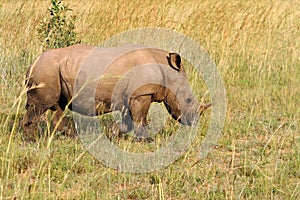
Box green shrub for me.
[37,0,79,49]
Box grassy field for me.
[0,0,299,199]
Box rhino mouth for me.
[179,110,199,126]
[180,103,212,125]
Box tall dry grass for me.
[0,0,299,199]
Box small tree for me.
[37,0,79,49]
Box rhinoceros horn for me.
[198,90,211,115]
[197,103,212,116]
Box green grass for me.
[1,0,299,199]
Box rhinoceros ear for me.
[168,53,181,71]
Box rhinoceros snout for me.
[179,110,199,126]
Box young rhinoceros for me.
[23,44,210,141]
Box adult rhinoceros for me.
[22,44,210,141]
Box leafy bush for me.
[37,0,79,49]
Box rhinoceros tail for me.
[25,55,41,86]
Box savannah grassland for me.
[0,0,299,199]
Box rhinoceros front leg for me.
[129,95,153,142]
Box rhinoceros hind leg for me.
[22,103,48,141]
[51,104,75,138]
[22,86,61,141]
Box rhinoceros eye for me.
[186,98,192,103]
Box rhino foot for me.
[136,137,154,143]
[118,120,134,133]
[135,126,154,143]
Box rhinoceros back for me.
[64,44,151,115]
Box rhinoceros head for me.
[163,53,211,125]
